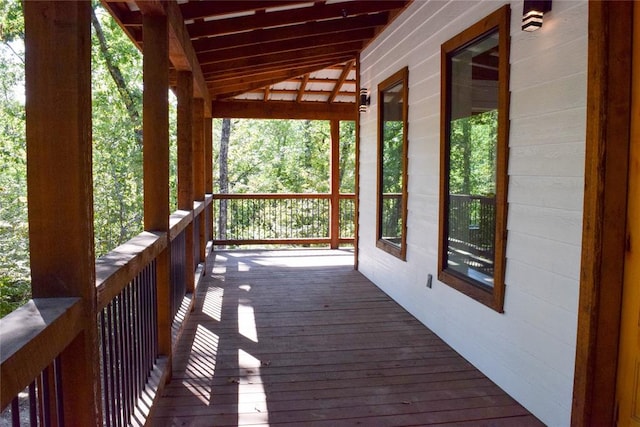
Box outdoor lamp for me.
[359,88,370,113]
[522,0,551,32]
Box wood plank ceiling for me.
[102,1,411,119]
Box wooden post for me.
[142,12,171,358]
[354,58,361,269]
[193,98,206,263]
[330,120,341,249]
[205,117,214,242]
[177,71,195,293]
[24,2,100,424]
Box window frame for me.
[438,5,510,312]
[376,66,409,260]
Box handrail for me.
[213,193,355,200]
[169,210,192,241]
[193,200,205,216]
[1,194,215,423]
[96,231,167,311]
[0,298,83,409]
[213,192,355,247]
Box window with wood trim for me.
[438,6,510,312]
[377,67,409,260]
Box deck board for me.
[152,249,543,426]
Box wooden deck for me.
[152,250,543,426]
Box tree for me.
[0,0,28,317]
[91,4,145,256]
[0,2,152,316]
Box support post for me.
[205,116,214,243]
[330,120,341,249]
[24,2,100,424]
[142,12,171,358]
[193,98,206,263]
[177,71,195,293]
[354,58,362,269]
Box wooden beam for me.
[179,1,310,21]
[204,117,213,243]
[177,71,194,210]
[211,100,356,120]
[208,59,354,99]
[206,55,355,89]
[297,74,310,103]
[193,98,205,202]
[186,1,406,38]
[196,29,374,65]
[24,2,100,424]
[330,120,341,249]
[199,41,363,71]
[329,60,354,103]
[354,56,361,270]
[572,1,634,426]
[176,70,195,294]
[193,98,206,264]
[136,1,211,117]
[192,13,388,53]
[143,14,170,233]
[142,12,172,361]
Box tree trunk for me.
[91,6,142,146]
[218,118,231,242]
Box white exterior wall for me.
[358,1,587,425]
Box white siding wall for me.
[358,1,587,425]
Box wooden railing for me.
[213,193,355,247]
[448,194,495,275]
[0,196,213,426]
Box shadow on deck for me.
[152,249,543,426]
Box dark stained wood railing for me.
[448,194,496,275]
[0,298,82,426]
[213,193,355,247]
[0,196,213,426]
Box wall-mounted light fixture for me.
[522,0,551,32]
[359,88,371,113]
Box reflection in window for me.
[447,33,499,287]
[377,67,408,260]
[439,5,510,312]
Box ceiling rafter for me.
[297,74,311,103]
[186,1,407,39]
[191,13,389,53]
[203,55,356,85]
[179,1,314,21]
[209,60,350,99]
[196,28,373,65]
[103,0,412,117]
[328,60,355,103]
[200,41,362,73]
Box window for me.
[438,6,510,312]
[377,67,409,260]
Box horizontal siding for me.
[357,1,588,426]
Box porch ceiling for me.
[101,0,411,119]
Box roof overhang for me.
[101,0,411,120]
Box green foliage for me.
[0,4,154,316]
[449,110,497,196]
[91,6,144,257]
[0,0,24,42]
[0,13,27,318]
[214,118,356,247]
[215,119,355,194]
